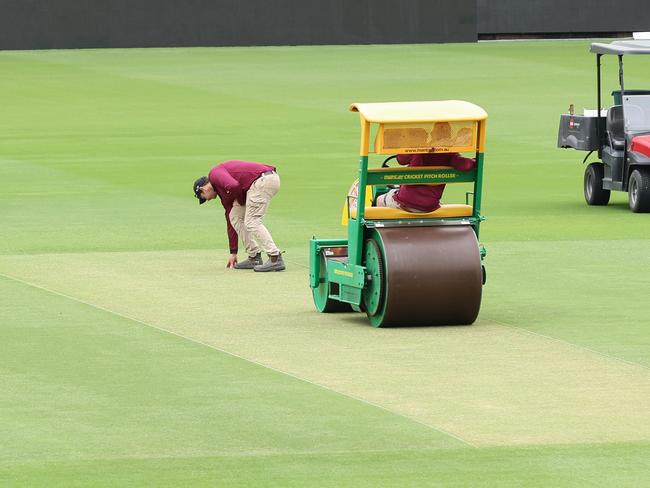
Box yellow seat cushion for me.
[349,203,473,220]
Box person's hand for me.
[226,254,238,268]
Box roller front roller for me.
[312,252,353,313]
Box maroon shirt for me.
[394,153,476,212]
[208,160,276,254]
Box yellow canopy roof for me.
[349,100,488,123]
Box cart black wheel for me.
[584,163,610,206]
[628,168,650,213]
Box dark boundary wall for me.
[0,0,477,50]
[478,0,650,37]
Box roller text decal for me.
[383,173,457,181]
[334,269,354,278]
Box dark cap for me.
[193,176,209,204]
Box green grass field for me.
[1,41,649,486]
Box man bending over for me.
[193,160,284,272]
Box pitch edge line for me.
[0,271,478,449]
[488,319,650,372]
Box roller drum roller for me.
[364,226,482,327]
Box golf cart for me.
[309,100,487,327]
[557,39,650,212]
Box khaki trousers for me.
[376,188,427,213]
[229,172,281,257]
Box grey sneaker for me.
[254,254,285,272]
[234,253,263,269]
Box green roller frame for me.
[309,100,488,326]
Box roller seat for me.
[349,203,473,220]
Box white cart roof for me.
[590,40,650,55]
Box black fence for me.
[2,0,649,50]
[0,0,476,50]
[478,0,650,37]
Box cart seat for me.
[607,106,625,150]
[350,203,473,220]
[630,135,650,158]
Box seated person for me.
[375,152,476,212]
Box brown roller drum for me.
[366,225,482,327]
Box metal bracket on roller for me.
[368,218,474,228]
[326,260,366,289]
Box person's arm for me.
[222,200,239,268]
[449,153,476,172]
